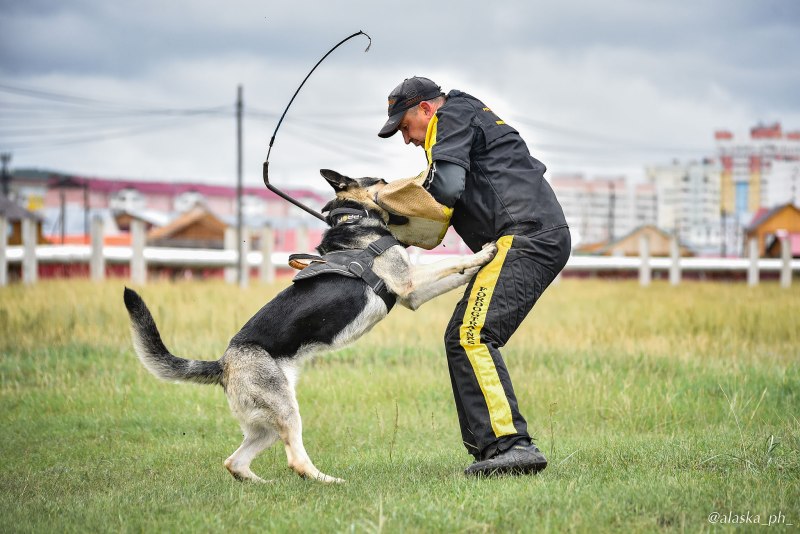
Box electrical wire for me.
[0,82,233,151]
[0,82,231,115]
[3,115,227,152]
[0,80,713,168]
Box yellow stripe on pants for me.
[459,235,517,437]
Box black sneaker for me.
[464,443,548,477]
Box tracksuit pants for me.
[444,226,571,460]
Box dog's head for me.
[319,169,407,226]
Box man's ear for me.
[320,169,356,191]
[419,101,434,118]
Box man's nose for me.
[402,131,411,144]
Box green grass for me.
[1,279,798,532]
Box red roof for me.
[751,123,782,139]
[47,174,326,203]
[747,203,800,232]
[748,207,770,228]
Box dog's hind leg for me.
[275,404,344,484]
[224,427,278,483]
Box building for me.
[715,123,800,253]
[0,196,48,245]
[576,225,694,257]
[6,169,329,248]
[550,174,656,247]
[645,159,721,254]
[8,169,328,223]
[767,159,800,208]
[147,206,228,249]
[744,203,800,257]
[716,124,800,216]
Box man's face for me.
[398,104,432,147]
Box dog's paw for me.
[477,241,498,263]
[462,265,482,277]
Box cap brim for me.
[378,110,405,138]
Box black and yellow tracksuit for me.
[424,90,570,459]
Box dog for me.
[123,169,497,484]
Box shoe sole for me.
[465,460,548,477]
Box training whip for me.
[262,30,372,222]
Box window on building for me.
[242,194,266,217]
[174,191,207,212]
[110,188,146,212]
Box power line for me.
[2,115,227,152]
[0,82,231,116]
[0,82,233,152]
[0,81,716,168]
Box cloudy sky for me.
[1,0,799,193]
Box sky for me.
[1,0,799,193]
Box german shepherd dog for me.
[123,169,497,484]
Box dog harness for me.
[290,208,400,311]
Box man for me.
[377,76,571,476]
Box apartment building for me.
[645,159,721,254]
[550,174,656,247]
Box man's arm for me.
[424,160,466,208]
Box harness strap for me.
[348,235,399,311]
[291,235,400,312]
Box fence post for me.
[780,234,792,289]
[0,215,6,287]
[130,219,147,285]
[639,234,651,287]
[669,235,681,286]
[224,227,236,284]
[747,237,759,287]
[239,227,250,289]
[90,215,105,282]
[260,226,275,284]
[22,217,37,285]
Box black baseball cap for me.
[378,76,444,138]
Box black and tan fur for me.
[123,169,497,483]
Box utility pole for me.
[236,85,245,287]
[1,153,11,197]
[608,180,616,242]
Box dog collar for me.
[328,207,373,226]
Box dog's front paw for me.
[478,241,498,263]
[461,265,482,277]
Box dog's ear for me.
[320,169,357,191]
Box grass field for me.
[1,278,798,532]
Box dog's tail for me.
[123,287,223,386]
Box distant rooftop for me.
[12,168,327,203]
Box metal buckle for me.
[367,241,384,256]
[348,261,365,276]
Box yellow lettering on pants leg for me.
[459,235,516,437]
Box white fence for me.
[1,216,797,288]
